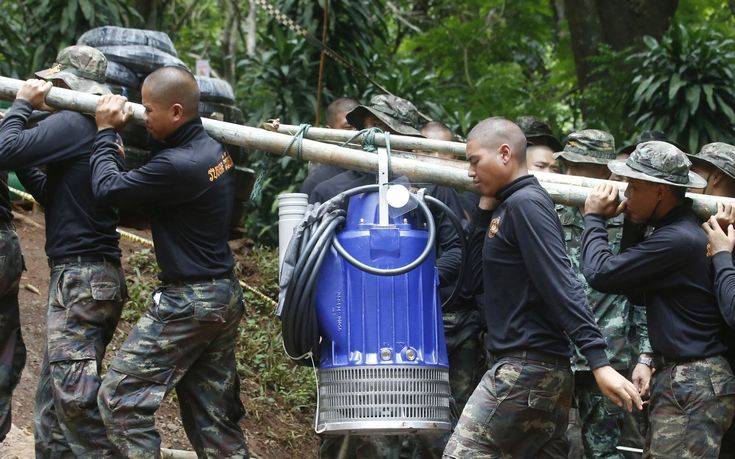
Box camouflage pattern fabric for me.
[98,275,248,459]
[443,356,572,458]
[608,141,706,188]
[575,372,626,459]
[559,206,649,458]
[0,228,24,442]
[555,130,616,165]
[319,435,402,459]
[35,45,111,95]
[558,206,651,371]
[690,142,735,180]
[647,355,735,458]
[444,309,485,416]
[34,260,126,457]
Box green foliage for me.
[122,248,160,322]
[234,245,315,411]
[627,24,735,153]
[0,0,141,79]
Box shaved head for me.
[421,121,453,141]
[326,97,359,129]
[466,117,529,197]
[143,66,200,118]
[467,117,527,164]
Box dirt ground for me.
[1,206,318,458]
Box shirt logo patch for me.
[487,217,501,239]
[208,151,234,182]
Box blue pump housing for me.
[315,192,448,370]
[313,191,451,434]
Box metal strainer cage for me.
[317,365,452,435]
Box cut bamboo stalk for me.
[0,76,731,217]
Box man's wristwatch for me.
[637,354,654,368]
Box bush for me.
[627,24,735,153]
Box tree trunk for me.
[564,0,678,88]
[246,0,257,57]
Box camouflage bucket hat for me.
[35,45,111,95]
[515,116,562,152]
[617,131,688,156]
[554,129,616,165]
[346,94,424,137]
[688,142,735,180]
[608,140,706,188]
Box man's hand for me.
[592,365,643,412]
[95,94,132,131]
[632,361,653,398]
[715,202,735,231]
[584,183,625,218]
[16,79,53,111]
[479,196,500,211]
[703,215,735,255]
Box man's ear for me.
[499,144,512,165]
[172,103,184,121]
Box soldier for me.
[693,142,735,458]
[300,97,359,196]
[689,143,735,197]
[444,117,640,458]
[515,116,562,173]
[554,130,652,458]
[582,141,735,457]
[611,131,683,183]
[0,114,25,444]
[0,46,125,456]
[93,67,249,457]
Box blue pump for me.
[279,183,463,435]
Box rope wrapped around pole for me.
[0,75,731,218]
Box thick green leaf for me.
[668,73,686,99]
[686,86,701,115]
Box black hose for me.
[424,195,467,311]
[280,185,467,363]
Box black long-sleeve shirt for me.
[713,252,735,330]
[466,175,608,368]
[309,169,463,290]
[581,200,728,360]
[300,163,346,196]
[91,118,235,281]
[0,100,120,260]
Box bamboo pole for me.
[0,76,731,217]
[264,120,467,157]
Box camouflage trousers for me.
[574,370,626,459]
[0,228,24,443]
[646,355,735,458]
[98,275,248,459]
[34,259,126,458]
[443,353,572,458]
[318,309,485,459]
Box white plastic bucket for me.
[278,193,308,270]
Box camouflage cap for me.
[608,140,706,188]
[617,131,688,156]
[554,129,616,165]
[515,116,562,151]
[346,94,424,137]
[688,142,735,180]
[35,45,110,95]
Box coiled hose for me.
[280,184,467,363]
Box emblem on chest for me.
[487,217,501,239]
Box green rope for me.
[251,124,311,202]
[339,127,392,180]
